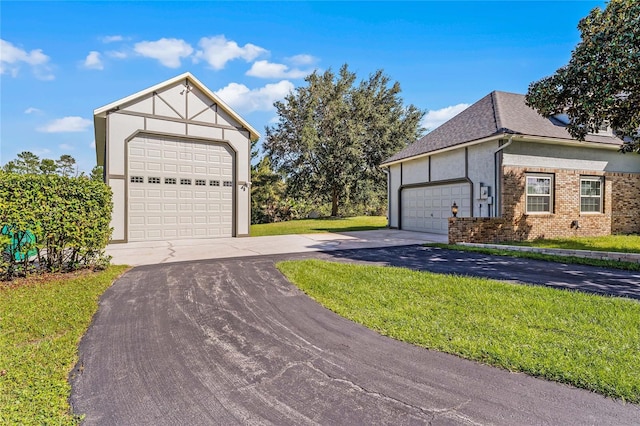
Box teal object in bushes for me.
[1,225,37,261]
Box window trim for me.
[525,173,554,214]
[580,176,604,214]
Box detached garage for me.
[94,72,259,243]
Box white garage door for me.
[401,182,471,234]
[127,136,234,242]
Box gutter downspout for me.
[494,134,516,218]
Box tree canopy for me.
[264,64,424,216]
[1,152,96,179]
[525,0,640,153]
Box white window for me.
[526,174,553,213]
[581,177,603,213]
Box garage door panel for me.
[147,216,161,225]
[130,229,145,240]
[130,161,145,171]
[163,150,178,159]
[130,217,145,226]
[164,229,178,238]
[402,182,470,234]
[128,136,234,241]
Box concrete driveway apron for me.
[104,229,448,266]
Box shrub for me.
[0,172,112,280]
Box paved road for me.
[70,246,640,425]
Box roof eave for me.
[514,135,623,150]
[381,134,507,167]
[380,133,623,168]
[93,72,260,140]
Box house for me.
[381,91,640,243]
[94,72,259,243]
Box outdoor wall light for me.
[451,202,458,217]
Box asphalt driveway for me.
[70,246,640,425]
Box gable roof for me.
[94,72,259,165]
[382,91,622,165]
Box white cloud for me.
[286,54,317,66]
[214,80,294,113]
[0,39,53,80]
[90,141,96,148]
[37,116,92,133]
[59,143,74,150]
[24,107,42,114]
[422,103,470,131]
[195,35,267,70]
[134,38,193,68]
[101,35,124,43]
[83,51,104,70]
[246,60,310,79]
[106,50,128,59]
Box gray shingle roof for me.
[383,91,622,164]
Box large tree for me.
[39,158,58,174]
[14,151,40,174]
[526,0,640,153]
[56,154,77,178]
[264,64,424,216]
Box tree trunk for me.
[331,187,339,217]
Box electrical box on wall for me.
[479,185,490,200]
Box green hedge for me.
[0,172,112,279]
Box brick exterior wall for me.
[609,173,640,234]
[449,167,640,244]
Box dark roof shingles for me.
[384,91,622,164]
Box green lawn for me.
[506,234,640,254]
[277,259,640,403]
[250,216,387,237]
[0,266,128,425]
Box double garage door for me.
[127,136,234,242]
[401,182,470,234]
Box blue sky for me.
[1,1,604,173]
